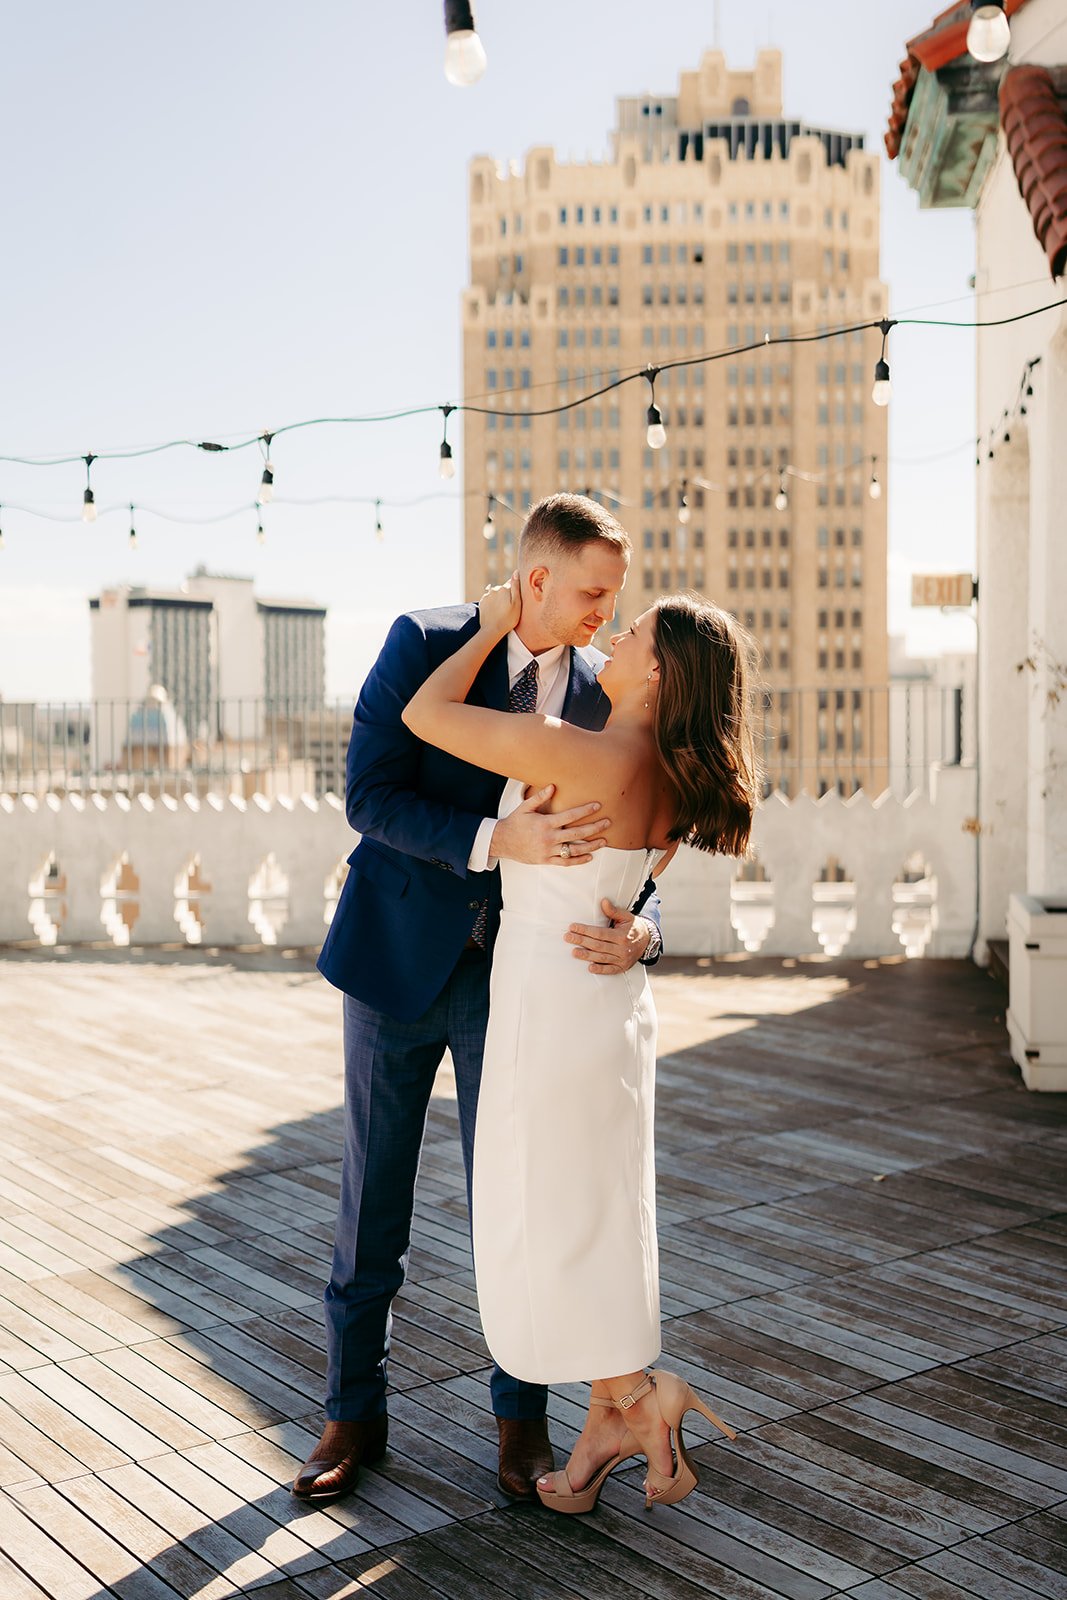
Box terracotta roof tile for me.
[1000,66,1067,278]
[886,0,1033,160]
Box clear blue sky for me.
[0,0,993,701]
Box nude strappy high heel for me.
[535,1393,641,1515]
[638,1369,737,1510]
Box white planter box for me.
[1007,892,1067,1092]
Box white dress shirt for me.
[467,633,570,873]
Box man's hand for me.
[489,785,610,866]
[565,899,653,975]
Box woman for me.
[402,576,758,1514]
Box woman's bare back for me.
[536,722,678,853]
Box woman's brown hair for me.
[652,594,761,856]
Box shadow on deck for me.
[0,952,1065,1599]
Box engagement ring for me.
[560,842,572,859]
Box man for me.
[298,494,663,1504]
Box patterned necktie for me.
[470,658,540,949]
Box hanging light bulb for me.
[871,318,894,407]
[82,453,97,522]
[443,0,488,86]
[677,479,691,526]
[868,457,882,501]
[257,431,274,504]
[257,516,266,545]
[967,1,1011,63]
[128,505,138,549]
[775,471,789,513]
[644,367,666,449]
[482,494,495,541]
[375,499,385,542]
[439,404,456,478]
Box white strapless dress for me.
[472,778,663,1383]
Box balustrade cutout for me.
[731,856,775,953]
[248,853,289,945]
[175,854,211,945]
[812,856,857,957]
[28,852,66,945]
[100,853,140,946]
[892,851,939,959]
[324,858,349,927]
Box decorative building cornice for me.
[1000,65,1067,278]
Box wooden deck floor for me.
[0,950,1065,1600]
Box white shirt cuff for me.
[468,816,500,875]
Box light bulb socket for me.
[646,402,666,448]
[444,0,476,32]
[872,359,892,406]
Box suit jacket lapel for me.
[470,631,510,711]
[562,648,609,729]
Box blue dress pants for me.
[323,947,547,1422]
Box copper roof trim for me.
[886,0,1033,160]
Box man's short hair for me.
[519,493,632,568]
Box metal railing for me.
[0,684,969,802]
[0,699,355,802]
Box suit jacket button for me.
[468,900,481,911]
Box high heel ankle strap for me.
[612,1374,655,1412]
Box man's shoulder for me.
[401,602,479,637]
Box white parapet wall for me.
[0,764,978,959]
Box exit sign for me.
[911,573,976,608]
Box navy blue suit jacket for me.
[317,603,662,1022]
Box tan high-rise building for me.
[462,49,889,796]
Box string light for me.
[2,298,1063,496]
[439,404,456,479]
[774,471,789,513]
[443,0,488,87]
[256,514,266,546]
[872,319,894,407]
[968,1,1011,63]
[257,432,275,504]
[482,493,495,541]
[868,457,882,500]
[128,505,138,549]
[644,368,666,449]
[82,454,97,522]
[375,498,385,542]
[677,478,691,526]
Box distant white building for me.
[889,635,977,796]
[90,568,326,760]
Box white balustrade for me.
[0,765,978,958]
